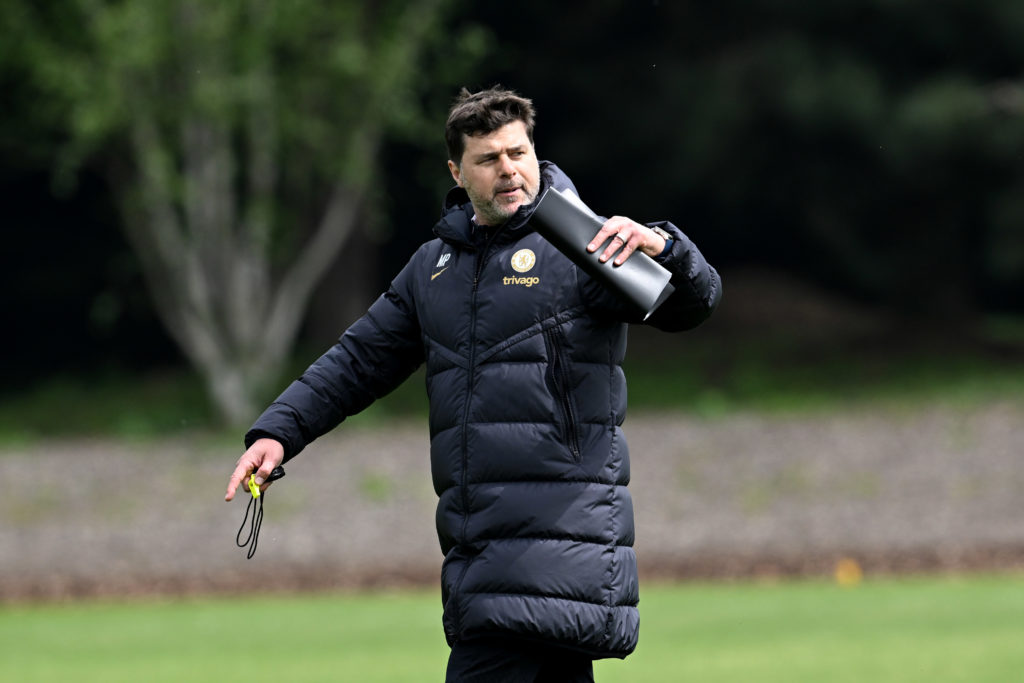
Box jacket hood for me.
[433,160,578,246]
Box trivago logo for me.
[505,249,540,287]
[503,275,540,287]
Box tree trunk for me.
[101,0,445,427]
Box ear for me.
[447,160,463,187]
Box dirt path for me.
[2,400,1022,601]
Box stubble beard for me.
[466,179,540,226]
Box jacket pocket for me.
[543,326,582,462]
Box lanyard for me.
[235,466,285,559]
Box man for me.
[225,86,721,681]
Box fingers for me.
[225,452,260,501]
[225,438,285,501]
[586,220,621,258]
[587,217,641,265]
[253,458,282,493]
[609,233,637,266]
[586,217,666,265]
[224,461,251,502]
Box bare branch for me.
[42,0,465,426]
[264,143,376,362]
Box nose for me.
[498,154,517,177]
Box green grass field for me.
[2,574,1022,682]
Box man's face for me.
[448,120,541,226]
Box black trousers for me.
[445,637,596,683]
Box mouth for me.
[495,186,521,199]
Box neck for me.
[472,214,505,229]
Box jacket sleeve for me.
[580,220,722,331]
[244,249,426,462]
[642,220,722,331]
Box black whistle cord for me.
[233,466,284,560]
[235,492,265,560]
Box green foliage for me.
[0,370,218,441]
[2,576,1022,682]
[1,332,1020,441]
[6,0,483,188]
[481,1,1024,314]
[1,0,489,426]
[623,336,1024,417]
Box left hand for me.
[586,216,667,266]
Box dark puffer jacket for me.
[245,162,721,658]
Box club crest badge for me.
[510,249,536,273]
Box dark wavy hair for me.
[445,86,536,164]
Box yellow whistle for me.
[247,474,261,499]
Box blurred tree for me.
[653,0,1024,322]
[469,0,1024,322]
[1,0,483,425]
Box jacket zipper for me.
[544,326,582,462]
[452,227,503,638]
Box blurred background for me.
[1,0,1022,601]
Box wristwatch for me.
[649,225,672,241]
[649,225,673,256]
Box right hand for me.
[587,216,667,266]
[225,438,285,501]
